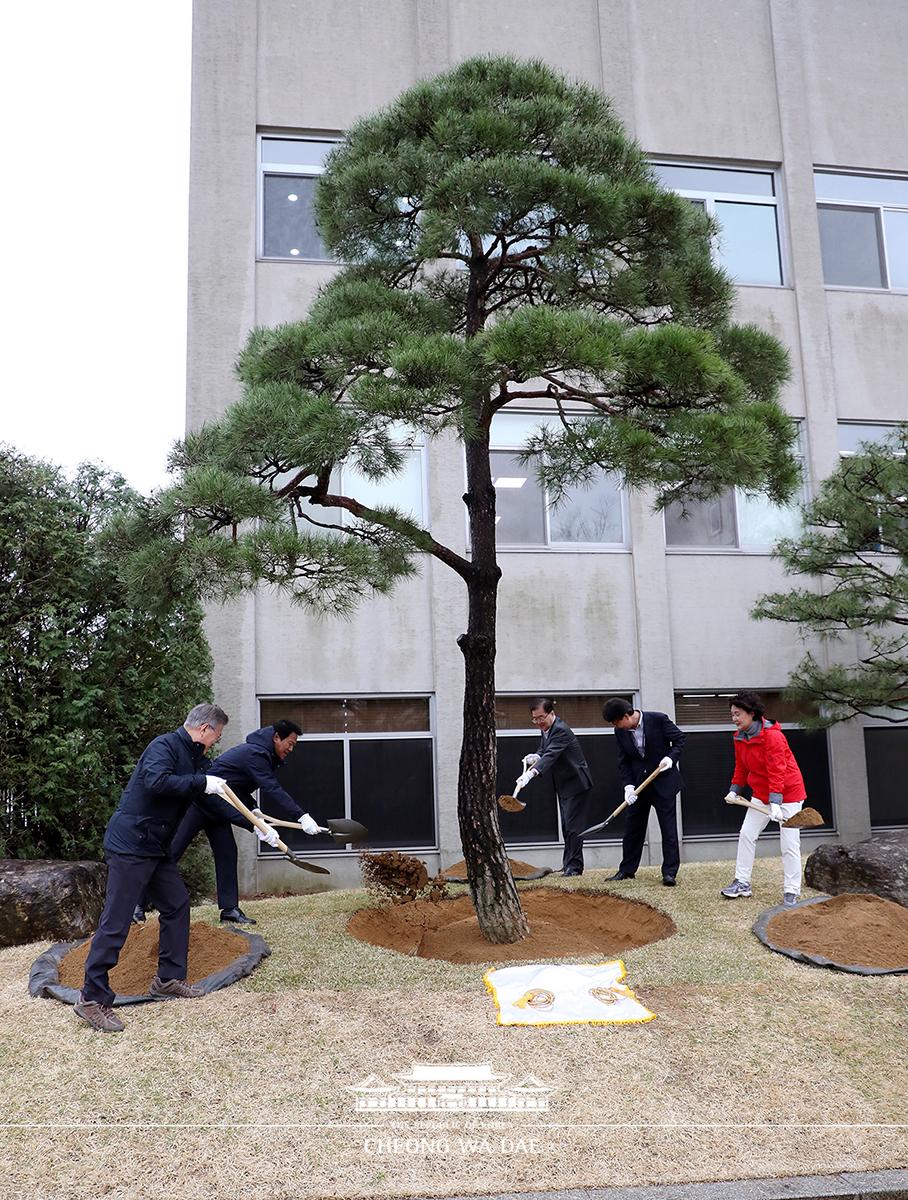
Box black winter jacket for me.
[206,726,304,823]
[104,727,222,857]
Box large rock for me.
[805,832,908,909]
[0,860,107,947]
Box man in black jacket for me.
[136,720,320,926]
[602,697,685,886]
[75,703,247,1033]
[514,698,593,877]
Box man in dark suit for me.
[515,698,593,876]
[602,697,686,886]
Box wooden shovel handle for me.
[219,784,292,854]
[724,794,772,816]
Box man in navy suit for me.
[515,698,593,876]
[602,697,686,886]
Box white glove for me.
[298,813,320,836]
[254,822,281,848]
[624,785,637,805]
[724,791,739,804]
[205,775,228,796]
[522,754,540,768]
[770,802,786,824]
[516,768,537,790]
[658,756,673,773]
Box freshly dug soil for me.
[766,893,908,969]
[361,851,429,897]
[347,887,676,963]
[442,857,546,880]
[58,920,249,995]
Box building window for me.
[652,162,784,286]
[489,413,627,549]
[495,693,633,846]
[837,422,903,456]
[258,697,436,850]
[815,172,908,290]
[673,691,833,838]
[864,728,908,827]
[258,135,339,261]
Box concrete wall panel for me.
[733,286,806,416]
[800,0,908,170]
[257,0,420,129]
[627,0,781,161]
[825,292,908,421]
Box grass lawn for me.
[1,858,906,1200]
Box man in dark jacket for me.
[602,697,686,886]
[75,703,244,1033]
[135,720,320,927]
[514,698,594,877]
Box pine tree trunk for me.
[457,428,529,945]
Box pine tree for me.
[130,58,797,941]
[756,428,908,724]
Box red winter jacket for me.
[731,719,807,805]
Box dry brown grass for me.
[2,858,907,1200]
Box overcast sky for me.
[0,2,192,494]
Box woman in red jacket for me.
[719,691,807,908]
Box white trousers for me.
[734,800,804,894]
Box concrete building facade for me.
[187,0,908,894]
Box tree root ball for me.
[347,887,676,963]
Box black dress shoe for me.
[219,907,257,925]
[662,876,677,887]
[608,872,635,881]
[561,869,583,877]
[131,906,146,925]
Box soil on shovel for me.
[766,892,908,969]
[58,920,249,994]
[347,887,676,963]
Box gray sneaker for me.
[782,893,799,908]
[720,878,753,899]
[149,976,204,1000]
[74,998,126,1033]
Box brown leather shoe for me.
[149,976,204,1000]
[74,998,126,1033]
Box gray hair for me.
[184,703,229,730]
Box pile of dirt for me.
[360,851,446,904]
[347,887,676,963]
[58,920,248,995]
[766,893,908,969]
[441,857,549,881]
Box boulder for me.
[0,860,107,947]
[805,831,908,909]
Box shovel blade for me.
[286,853,331,875]
[325,818,369,844]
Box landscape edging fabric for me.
[28,928,271,1006]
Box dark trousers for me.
[559,788,592,874]
[82,853,191,1006]
[140,808,240,913]
[619,792,681,878]
[170,807,240,912]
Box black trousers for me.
[619,792,681,878]
[82,853,191,1006]
[559,788,592,874]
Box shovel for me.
[497,756,537,813]
[219,784,331,875]
[580,763,664,837]
[260,813,369,846]
[724,794,825,828]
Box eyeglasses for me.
[530,715,549,724]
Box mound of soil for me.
[441,858,550,881]
[766,893,908,970]
[347,887,676,963]
[58,920,249,995]
[361,851,430,899]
